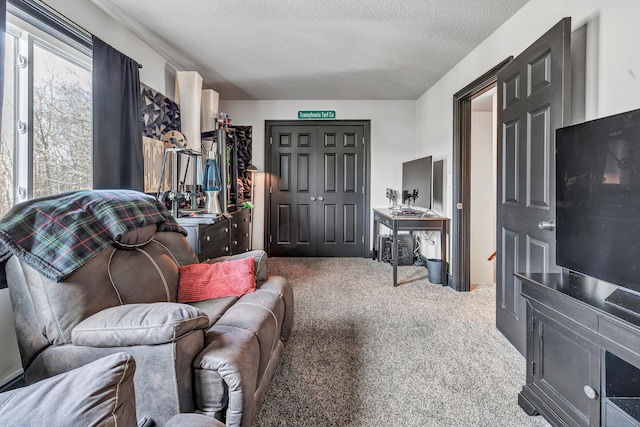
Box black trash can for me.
[425,258,443,284]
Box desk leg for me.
[392,225,398,286]
[372,219,379,260]
[441,219,448,286]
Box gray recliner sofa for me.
[1,192,293,427]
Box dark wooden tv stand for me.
[517,272,640,426]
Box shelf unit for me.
[517,272,640,426]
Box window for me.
[0,12,91,217]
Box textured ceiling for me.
[92,0,530,100]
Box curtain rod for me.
[39,0,144,68]
[9,0,143,68]
[38,0,92,40]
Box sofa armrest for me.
[257,275,294,343]
[0,352,137,426]
[193,326,260,427]
[72,303,210,347]
[165,413,226,427]
[205,250,268,284]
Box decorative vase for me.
[175,71,203,186]
[201,89,219,134]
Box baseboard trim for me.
[0,369,25,392]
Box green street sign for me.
[298,110,336,120]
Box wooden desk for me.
[372,208,449,287]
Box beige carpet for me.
[254,257,551,427]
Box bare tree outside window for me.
[0,28,91,218]
[0,33,16,218]
[32,45,91,199]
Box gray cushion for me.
[189,295,238,326]
[18,249,121,345]
[72,303,210,347]
[0,352,137,427]
[165,413,226,427]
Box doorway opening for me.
[451,58,511,292]
[470,87,497,289]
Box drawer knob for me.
[583,385,597,400]
[233,240,238,245]
[224,246,229,252]
[206,236,211,242]
[233,224,238,228]
[224,228,229,232]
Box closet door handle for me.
[583,385,597,400]
[318,196,324,201]
[310,196,316,201]
[538,219,555,231]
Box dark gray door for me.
[268,123,366,257]
[496,18,571,355]
[528,304,600,425]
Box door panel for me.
[324,153,337,192]
[269,125,317,256]
[322,204,337,243]
[276,204,291,244]
[316,125,364,256]
[502,120,520,204]
[496,18,571,355]
[297,154,310,192]
[268,123,366,257]
[500,227,519,318]
[527,106,551,208]
[530,307,600,426]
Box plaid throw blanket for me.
[0,190,186,282]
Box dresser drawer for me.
[374,211,393,228]
[198,221,230,261]
[230,209,251,254]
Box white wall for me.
[218,100,416,250]
[416,0,640,222]
[470,111,495,285]
[46,0,177,96]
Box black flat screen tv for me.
[556,108,640,293]
[402,156,432,209]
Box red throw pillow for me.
[178,257,256,303]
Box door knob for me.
[310,196,316,201]
[538,219,555,231]
[318,196,324,201]
[583,385,597,400]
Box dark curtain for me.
[92,36,143,191]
